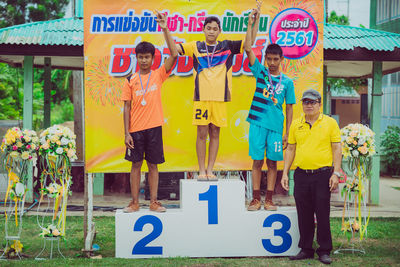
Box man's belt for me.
[297,166,333,174]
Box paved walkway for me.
[24,176,398,217]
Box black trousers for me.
[294,168,332,256]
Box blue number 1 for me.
[199,185,218,224]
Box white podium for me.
[115,179,300,258]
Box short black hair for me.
[264,43,283,58]
[135,41,155,57]
[203,16,221,29]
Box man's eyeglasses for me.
[302,100,320,105]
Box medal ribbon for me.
[266,70,282,99]
[139,70,152,104]
[205,42,217,68]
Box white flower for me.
[60,137,69,146]
[358,137,365,146]
[56,147,64,154]
[49,127,56,135]
[351,150,359,157]
[15,183,25,197]
[40,137,47,145]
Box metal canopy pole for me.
[370,61,383,205]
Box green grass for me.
[392,186,400,191]
[0,216,399,266]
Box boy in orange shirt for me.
[122,11,177,212]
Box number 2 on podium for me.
[199,185,218,224]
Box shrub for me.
[381,125,400,176]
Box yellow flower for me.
[10,151,20,159]
[352,222,360,231]
[67,149,76,158]
[56,141,61,145]
[11,240,23,253]
[21,151,29,160]
[52,229,60,236]
[350,131,358,137]
[42,143,50,150]
[16,142,23,147]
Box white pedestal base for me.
[116,179,300,258]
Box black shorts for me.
[124,126,165,164]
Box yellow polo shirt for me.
[288,113,341,170]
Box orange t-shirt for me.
[121,65,170,133]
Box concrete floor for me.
[2,176,399,217]
[60,176,400,217]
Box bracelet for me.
[333,171,341,177]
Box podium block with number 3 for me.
[115,179,300,258]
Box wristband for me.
[333,171,341,177]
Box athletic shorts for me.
[124,126,165,164]
[248,124,283,161]
[192,101,227,127]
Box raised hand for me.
[154,10,168,29]
[248,9,258,26]
[256,0,263,12]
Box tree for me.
[0,0,69,28]
[326,11,367,94]
[327,11,349,26]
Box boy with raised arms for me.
[244,9,296,211]
[176,2,261,180]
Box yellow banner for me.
[84,0,324,173]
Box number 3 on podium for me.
[198,185,292,254]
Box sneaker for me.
[264,199,277,211]
[150,201,166,212]
[247,199,261,211]
[123,201,139,213]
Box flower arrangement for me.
[8,182,27,201]
[1,127,39,160]
[38,125,77,162]
[40,182,63,199]
[37,125,75,243]
[39,224,63,238]
[4,240,23,258]
[339,123,376,243]
[0,127,38,244]
[341,123,375,159]
[1,127,39,162]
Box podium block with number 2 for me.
[115,179,300,258]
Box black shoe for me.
[289,251,314,260]
[318,254,332,264]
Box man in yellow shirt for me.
[281,89,342,265]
